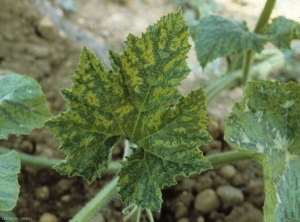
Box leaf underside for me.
[0,151,20,211]
[0,73,52,139]
[224,81,300,222]
[45,11,212,211]
[192,15,267,68]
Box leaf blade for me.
[192,15,267,68]
[45,10,212,211]
[0,151,20,211]
[260,16,300,49]
[118,88,212,211]
[0,73,51,139]
[224,81,300,222]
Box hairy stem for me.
[70,177,118,222]
[242,0,277,84]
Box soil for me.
[0,0,299,222]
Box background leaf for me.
[0,151,20,211]
[192,15,267,68]
[45,11,212,211]
[260,16,300,49]
[224,81,300,222]
[0,72,51,139]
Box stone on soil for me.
[39,213,58,222]
[194,188,220,213]
[35,186,50,200]
[178,218,190,222]
[219,165,237,179]
[216,185,244,207]
[225,202,263,222]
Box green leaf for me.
[192,15,267,68]
[224,81,300,222]
[0,151,20,211]
[260,16,300,49]
[0,72,51,139]
[45,11,212,211]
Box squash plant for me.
[1,0,300,221]
[0,73,51,212]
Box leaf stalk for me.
[0,146,121,173]
[242,0,277,84]
[70,177,118,222]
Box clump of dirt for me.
[0,0,265,222]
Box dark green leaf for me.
[260,16,300,49]
[192,15,267,68]
[45,11,212,211]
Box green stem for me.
[0,146,251,171]
[253,0,277,33]
[0,146,60,168]
[242,50,253,84]
[0,146,121,174]
[207,49,283,103]
[242,0,277,84]
[70,177,119,222]
[208,150,250,167]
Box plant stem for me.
[0,146,121,174]
[208,150,250,167]
[242,50,253,84]
[253,0,277,33]
[0,146,60,168]
[242,0,277,84]
[70,177,119,222]
[0,146,251,171]
[207,49,283,103]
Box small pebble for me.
[209,140,222,150]
[39,213,58,222]
[231,172,249,186]
[216,185,244,207]
[194,175,213,192]
[219,165,237,179]
[180,178,195,191]
[175,203,188,219]
[197,216,205,222]
[194,188,220,213]
[176,191,194,206]
[35,186,50,200]
[225,202,263,222]
[246,178,264,195]
[61,194,71,202]
[177,218,189,222]
[56,179,73,194]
